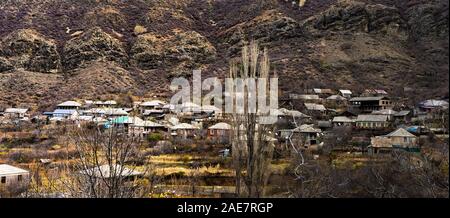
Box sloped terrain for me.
[0,0,448,111]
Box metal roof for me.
[171,123,199,130]
[386,128,416,138]
[134,120,164,128]
[313,88,334,94]
[140,100,166,107]
[57,101,81,107]
[350,96,387,101]
[332,116,354,123]
[278,108,310,118]
[78,164,142,178]
[52,109,78,115]
[94,100,117,105]
[209,122,231,130]
[356,114,388,122]
[394,110,411,116]
[4,108,28,114]
[327,95,347,100]
[289,94,320,100]
[372,109,398,115]
[0,164,29,176]
[304,103,326,111]
[86,108,128,115]
[419,100,449,108]
[294,124,322,133]
[339,89,352,95]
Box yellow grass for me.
[134,25,147,35]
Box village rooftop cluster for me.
[0,87,449,196]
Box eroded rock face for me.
[131,29,216,70]
[0,29,61,73]
[83,6,127,31]
[144,6,194,32]
[406,0,449,39]
[63,27,128,71]
[0,57,14,73]
[302,0,406,37]
[222,10,301,46]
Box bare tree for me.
[58,123,152,198]
[230,41,275,198]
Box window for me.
[1,176,5,184]
[404,137,408,143]
[18,175,22,182]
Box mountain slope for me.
[0,0,448,111]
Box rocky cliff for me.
[0,0,448,110]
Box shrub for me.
[147,133,164,143]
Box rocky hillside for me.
[0,0,448,111]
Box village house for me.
[201,105,222,118]
[372,109,398,121]
[208,122,231,142]
[0,164,30,196]
[83,108,129,119]
[317,120,333,131]
[49,109,79,120]
[369,128,419,154]
[266,108,311,125]
[338,109,358,118]
[162,104,176,113]
[313,88,334,98]
[139,100,166,114]
[77,115,94,122]
[108,116,143,129]
[170,123,200,139]
[2,108,29,120]
[304,103,327,116]
[278,124,322,147]
[56,101,82,110]
[143,109,165,119]
[289,94,321,102]
[349,96,392,113]
[326,95,348,107]
[393,110,412,123]
[129,120,166,138]
[326,95,347,101]
[332,116,354,127]
[362,89,388,97]
[93,100,117,108]
[339,89,352,98]
[355,114,389,129]
[417,99,449,112]
[304,103,327,111]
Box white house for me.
[0,164,30,193]
[170,123,200,139]
[140,100,166,113]
[129,120,166,137]
[50,109,79,120]
[3,108,29,119]
[57,101,81,110]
